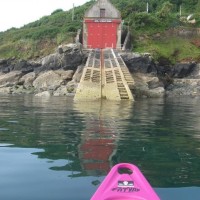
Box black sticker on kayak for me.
[111,180,139,193]
[112,187,140,193]
[118,181,134,187]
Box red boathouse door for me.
[85,19,120,49]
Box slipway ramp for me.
[74,49,134,101]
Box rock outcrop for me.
[19,72,36,89]
[121,52,157,74]
[120,52,165,98]
[41,43,83,72]
[0,44,84,96]
[0,71,23,87]
[122,52,200,98]
[165,63,200,97]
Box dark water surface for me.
[0,95,200,200]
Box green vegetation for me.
[0,0,200,62]
[0,1,94,59]
[135,37,200,64]
[111,0,200,63]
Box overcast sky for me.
[0,0,89,32]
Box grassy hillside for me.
[0,1,94,59]
[0,0,200,62]
[111,0,200,63]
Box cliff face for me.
[0,43,200,98]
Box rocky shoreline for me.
[121,52,200,98]
[0,44,85,97]
[0,43,200,98]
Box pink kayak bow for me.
[91,163,160,200]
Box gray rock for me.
[0,58,10,72]
[61,51,83,70]
[0,43,84,75]
[40,52,82,72]
[0,71,23,87]
[0,58,41,74]
[41,43,83,72]
[132,73,165,98]
[19,72,36,89]
[188,63,200,78]
[121,52,157,74]
[172,62,196,78]
[41,53,63,71]
[166,78,200,97]
[54,70,74,81]
[33,71,64,92]
[0,87,11,94]
[53,86,68,96]
[72,65,84,83]
[35,91,51,97]
[13,60,33,73]
[156,65,173,76]
[0,59,7,65]
[67,80,78,93]
[147,77,164,89]
[53,80,78,96]
[147,87,165,98]
[11,85,34,94]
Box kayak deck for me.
[91,163,160,200]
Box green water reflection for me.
[0,95,200,199]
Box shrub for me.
[157,1,174,19]
[51,9,64,15]
[129,12,165,34]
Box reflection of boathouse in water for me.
[79,120,117,174]
[76,101,133,175]
[83,0,122,49]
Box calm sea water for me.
[0,95,200,200]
